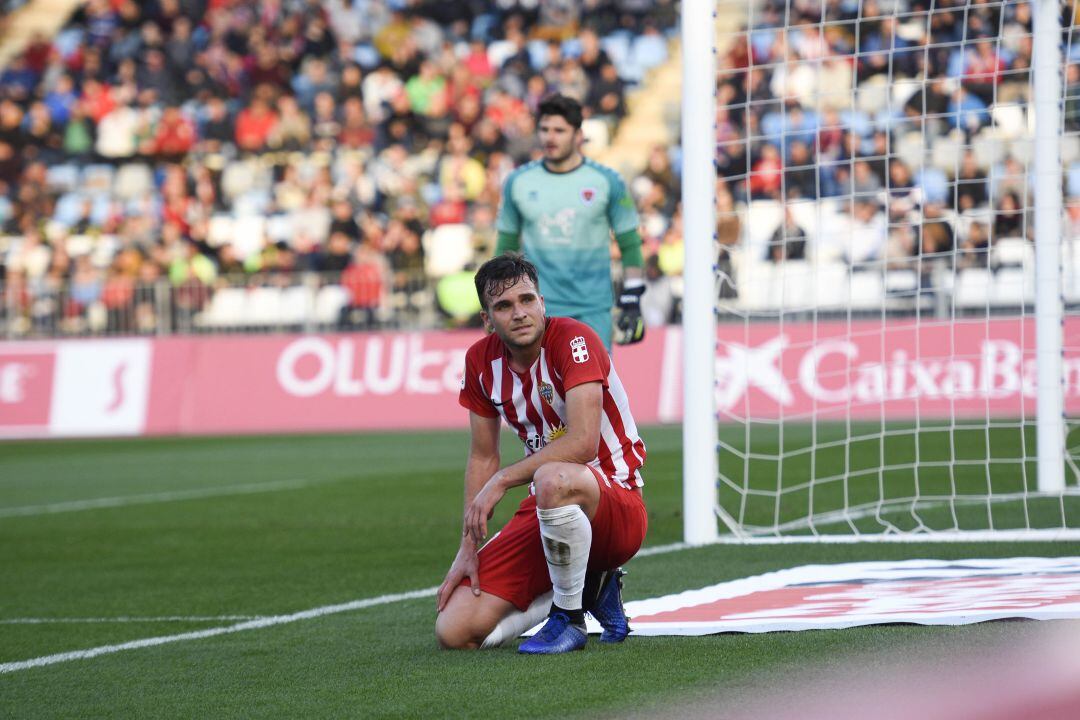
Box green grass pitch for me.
[1,425,1078,718]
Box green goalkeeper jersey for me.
[496,158,640,319]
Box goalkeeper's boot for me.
[590,568,630,643]
[517,612,587,654]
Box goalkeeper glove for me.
[614,279,645,345]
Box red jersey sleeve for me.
[548,319,610,391]
[458,343,499,418]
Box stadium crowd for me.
[0,0,1076,338]
[0,0,676,335]
[720,0,1078,285]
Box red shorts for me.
[463,467,648,611]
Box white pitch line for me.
[0,616,264,625]
[0,543,692,674]
[0,479,324,518]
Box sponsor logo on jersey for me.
[539,381,554,405]
[570,336,589,364]
[546,423,567,442]
[580,187,597,206]
[526,433,547,451]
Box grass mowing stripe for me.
[0,542,693,675]
[0,587,438,675]
[0,478,324,517]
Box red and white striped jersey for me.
[459,317,646,489]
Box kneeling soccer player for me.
[435,253,648,654]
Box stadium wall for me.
[1,319,1078,439]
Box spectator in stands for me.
[767,207,807,263]
[340,242,386,330]
[954,151,989,211]
[994,191,1027,239]
[958,220,991,269]
[235,97,278,153]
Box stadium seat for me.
[1009,139,1034,164]
[231,216,267,259]
[734,260,776,312]
[423,224,475,279]
[744,200,784,262]
[774,261,812,310]
[280,285,316,326]
[991,104,1027,140]
[971,135,1007,170]
[199,287,248,328]
[991,237,1033,268]
[581,118,610,151]
[810,262,851,310]
[246,287,284,326]
[954,268,993,308]
[631,33,668,71]
[854,76,889,116]
[600,33,631,67]
[221,160,258,200]
[1062,135,1080,166]
[991,267,1033,307]
[1065,240,1080,303]
[53,192,86,227]
[894,132,927,174]
[931,136,963,173]
[81,165,114,195]
[45,164,79,193]
[207,215,235,247]
[849,270,885,309]
[314,285,349,325]
[113,164,153,201]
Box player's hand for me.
[465,474,507,544]
[436,538,479,612]
[614,280,645,345]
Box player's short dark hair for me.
[536,93,583,129]
[474,253,540,310]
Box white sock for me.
[479,591,553,649]
[536,505,592,611]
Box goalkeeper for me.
[495,94,646,350]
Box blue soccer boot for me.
[517,612,587,654]
[589,568,630,643]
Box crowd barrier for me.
[1,319,1078,439]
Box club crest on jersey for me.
[570,336,589,364]
[580,187,597,206]
[539,381,554,405]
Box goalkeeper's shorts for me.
[461,467,647,611]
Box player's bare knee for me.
[534,463,573,508]
[435,614,482,650]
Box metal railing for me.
[0,269,445,339]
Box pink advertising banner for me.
[0,318,1077,439]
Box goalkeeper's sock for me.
[536,504,592,612]
[480,591,552,649]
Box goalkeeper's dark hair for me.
[475,253,540,310]
[536,93,583,129]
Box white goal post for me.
[681,0,1080,543]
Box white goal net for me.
[682,0,1080,541]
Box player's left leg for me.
[518,462,602,654]
[436,586,518,650]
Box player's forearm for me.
[463,452,500,513]
[494,433,598,490]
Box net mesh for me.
[710,0,1080,538]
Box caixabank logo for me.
[711,319,1080,418]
